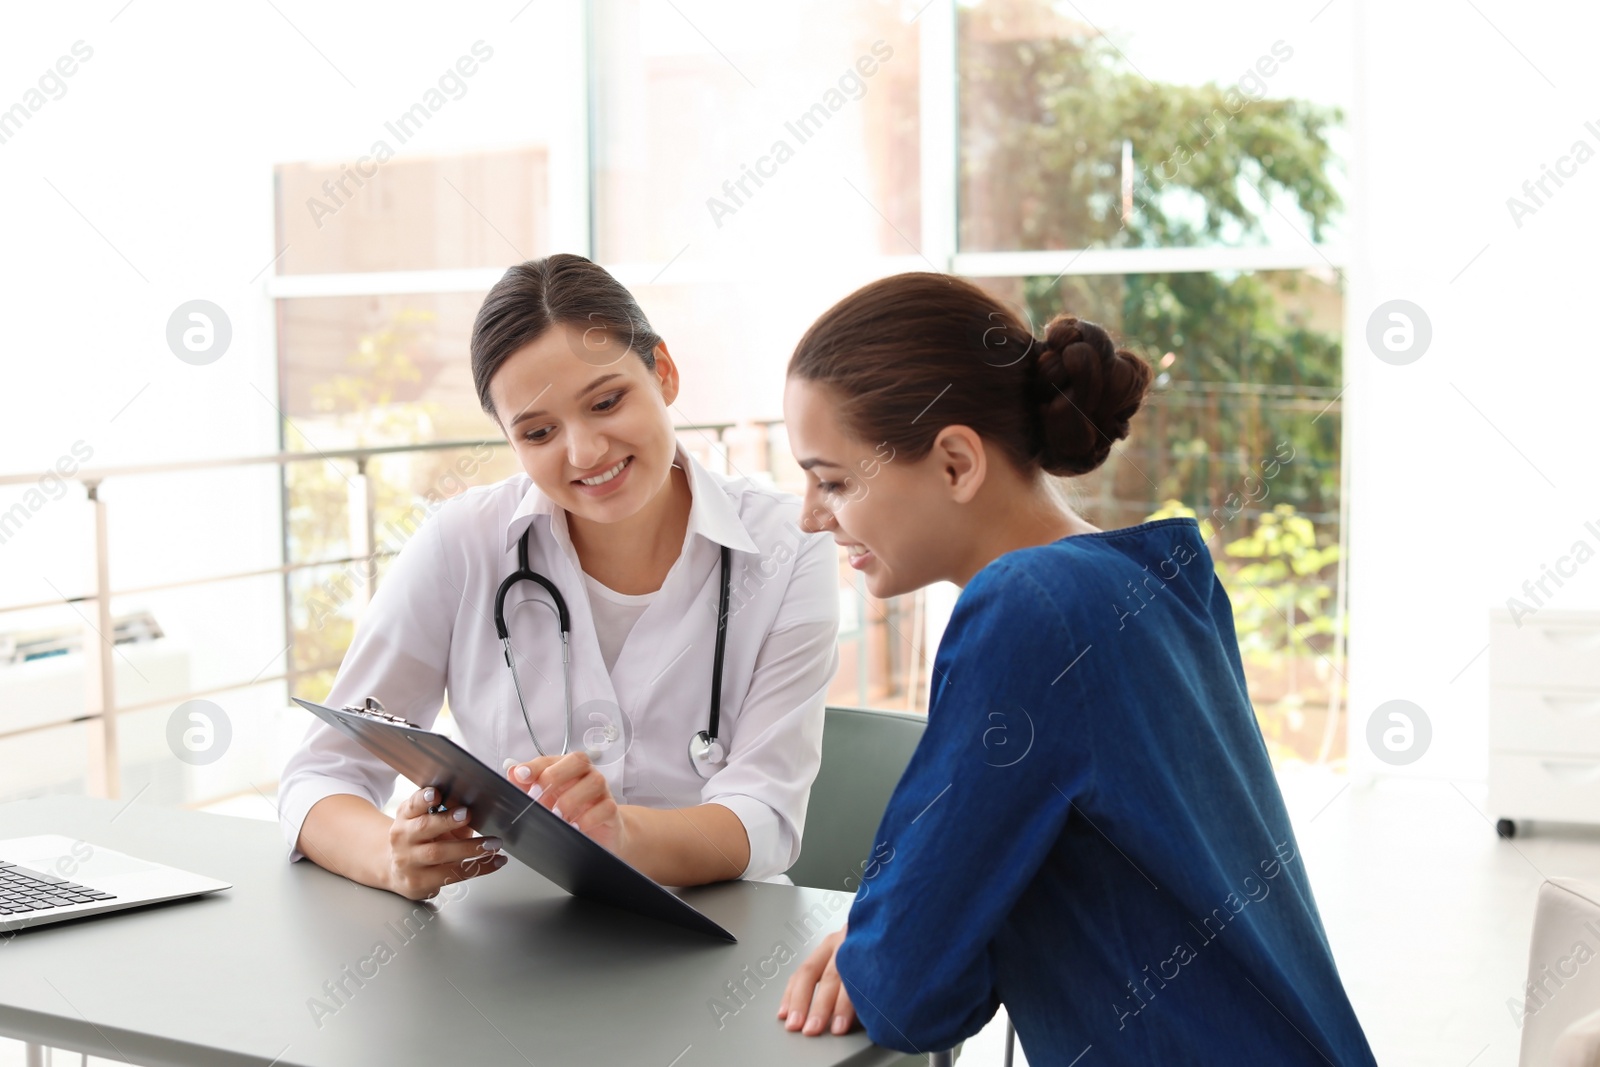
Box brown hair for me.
[470,254,664,418]
[787,273,1152,477]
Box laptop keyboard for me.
[0,860,116,914]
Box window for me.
[955,0,1351,762]
[263,0,1351,744]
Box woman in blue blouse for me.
[777,273,1375,1065]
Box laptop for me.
[0,835,230,933]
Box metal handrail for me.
[2,425,739,800]
[0,660,346,745]
[0,437,504,488]
[0,427,738,487]
[0,427,743,610]
[0,553,399,616]
[2,407,1336,799]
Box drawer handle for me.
[1539,628,1600,648]
[1541,696,1600,717]
[1539,760,1600,783]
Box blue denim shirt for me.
[834,518,1375,1065]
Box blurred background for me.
[2,1,1598,1064]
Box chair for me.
[1518,878,1600,1066]
[788,706,1012,1067]
[787,705,927,893]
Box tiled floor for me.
[1275,767,1588,1067]
[3,767,1590,1066]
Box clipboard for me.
[292,697,736,942]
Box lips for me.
[838,541,874,571]
[574,456,631,486]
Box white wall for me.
[1345,0,1600,780]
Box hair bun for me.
[1028,315,1153,476]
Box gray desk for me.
[0,796,903,1067]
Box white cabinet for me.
[1489,608,1600,836]
[0,640,192,803]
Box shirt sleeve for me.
[832,561,1093,1054]
[276,506,459,862]
[701,529,840,880]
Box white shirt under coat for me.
[277,445,841,880]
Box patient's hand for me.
[779,927,856,1036]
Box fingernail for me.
[832,1015,848,1034]
[514,765,532,781]
[423,788,436,803]
[452,807,468,822]
[479,837,502,852]
[806,1015,821,1034]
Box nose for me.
[798,485,835,535]
[566,422,609,472]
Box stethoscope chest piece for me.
[687,729,727,777]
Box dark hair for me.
[470,254,664,417]
[787,273,1152,477]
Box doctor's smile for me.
[574,455,632,488]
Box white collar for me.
[503,442,759,557]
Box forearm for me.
[297,793,395,892]
[617,801,750,886]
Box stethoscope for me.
[493,524,732,779]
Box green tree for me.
[959,0,1344,527]
[959,2,1341,250]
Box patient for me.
[775,273,1377,1065]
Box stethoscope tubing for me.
[494,525,729,771]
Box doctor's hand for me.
[780,927,856,1036]
[507,752,627,856]
[385,786,508,901]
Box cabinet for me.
[1489,608,1600,836]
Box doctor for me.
[278,254,841,901]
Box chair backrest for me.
[1520,877,1600,1066]
[786,705,926,892]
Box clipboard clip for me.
[340,697,447,813]
[340,696,423,729]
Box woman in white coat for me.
[278,254,840,900]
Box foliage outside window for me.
[960,0,1346,764]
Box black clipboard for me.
[292,697,736,942]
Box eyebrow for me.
[509,374,623,428]
[796,458,845,471]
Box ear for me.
[930,425,987,504]
[652,342,680,406]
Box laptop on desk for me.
[0,835,230,933]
